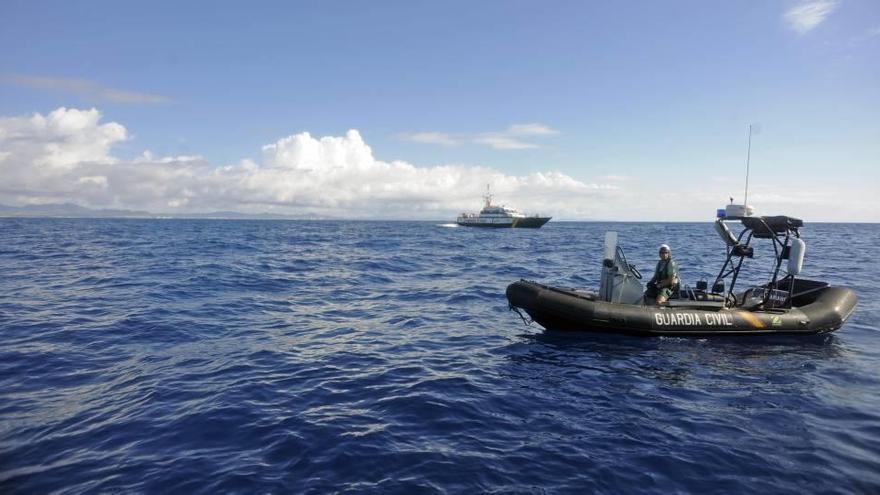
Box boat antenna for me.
[744,124,752,206]
[484,183,493,208]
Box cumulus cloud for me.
[1,108,873,221]
[0,108,127,204]
[0,108,624,218]
[1,75,171,104]
[784,1,838,34]
[399,123,559,150]
[0,107,127,167]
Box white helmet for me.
[659,244,671,253]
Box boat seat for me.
[714,220,754,257]
[738,290,763,310]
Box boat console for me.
[599,231,646,305]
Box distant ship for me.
[456,186,551,228]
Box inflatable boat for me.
[507,210,858,336]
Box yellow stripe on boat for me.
[735,311,766,329]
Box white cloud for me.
[1,75,171,104]
[396,132,462,146]
[507,123,559,136]
[472,134,539,150]
[0,108,126,203]
[399,123,559,150]
[77,176,108,188]
[784,1,838,34]
[0,108,874,221]
[0,108,620,218]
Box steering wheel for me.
[629,264,642,279]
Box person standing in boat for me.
[645,244,678,305]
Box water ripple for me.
[1,219,879,493]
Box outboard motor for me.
[599,231,645,304]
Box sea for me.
[1,218,879,494]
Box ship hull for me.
[456,217,551,228]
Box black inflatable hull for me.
[507,280,858,336]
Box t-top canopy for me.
[741,215,803,238]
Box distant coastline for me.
[0,203,329,221]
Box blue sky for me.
[1,1,878,220]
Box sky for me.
[0,0,878,221]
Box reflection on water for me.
[501,330,848,405]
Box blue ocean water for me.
[1,218,879,493]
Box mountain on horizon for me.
[0,203,330,220]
